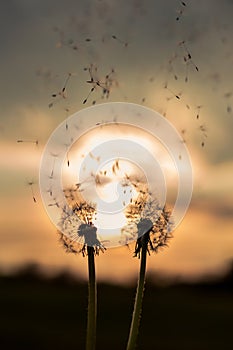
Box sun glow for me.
[93,159,139,235]
[61,131,144,241]
[57,120,180,245]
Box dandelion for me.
[58,190,105,350]
[123,180,173,350]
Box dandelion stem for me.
[126,234,148,350]
[86,246,97,350]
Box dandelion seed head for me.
[58,196,106,255]
[122,177,174,256]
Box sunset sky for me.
[0,0,233,284]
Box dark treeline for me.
[0,263,233,350]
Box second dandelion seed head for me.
[123,182,173,257]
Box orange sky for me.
[0,141,232,283]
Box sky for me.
[0,0,233,284]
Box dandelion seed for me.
[199,124,207,137]
[64,138,73,167]
[164,82,182,100]
[112,34,128,47]
[176,2,187,21]
[168,54,179,80]
[179,40,199,77]
[62,72,72,92]
[184,58,199,81]
[198,124,207,147]
[181,128,187,143]
[48,199,60,208]
[27,180,37,203]
[83,87,96,104]
[196,105,203,119]
[48,73,74,108]
[49,152,59,179]
[17,139,39,146]
[223,92,232,114]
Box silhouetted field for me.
[0,265,232,350]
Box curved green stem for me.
[126,237,147,350]
[86,246,97,350]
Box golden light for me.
[60,126,151,242]
[39,102,192,249]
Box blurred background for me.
[0,0,233,349]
